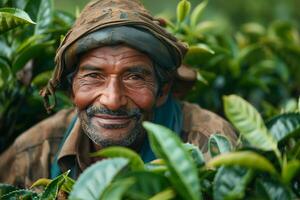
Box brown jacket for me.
[0,102,236,188]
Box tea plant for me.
[0,0,74,152]
[1,95,299,199]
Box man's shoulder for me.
[0,108,76,187]
[181,101,237,147]
[13,108,76,153]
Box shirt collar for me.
[57,118,92,173]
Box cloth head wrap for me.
[40,0,188,113]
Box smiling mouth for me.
[92,114,134,129]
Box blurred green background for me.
[55,0,300,30]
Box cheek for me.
[72,87,99,110]
[126,88,157,111]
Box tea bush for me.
[0,0,300,199]
[1,95,300,199]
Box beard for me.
[78,105,144,147]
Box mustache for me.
[86,106,142,119]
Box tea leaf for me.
[69,158,128,200]
[190,0,208,28]
[35,0,53,34]
[213,166,253,200]
[148,188,176,200]
[266,113,300,143]
[100,178,135,200]
[209,134,233,157]
[143,121,201,200]
[223,95,278,152]
[30,178,51,189]
[255,176,293,200]
[177,0,191,23]
[90,146,144,171]
[0,8,35,33]
[0,183,18,197]
[282,160,300,184]
[207,151,277,175]
[40,170,69,200]
[1,189,39,200]
[123,171,171,199]
[183,143,205,167]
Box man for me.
[0,0,236,188]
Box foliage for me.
[0,0,74,152]
[165,0,300,119]
[0,0,300,198]
[0,0,299,154]
[1,94,300,199]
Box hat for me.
[40,0,188,113]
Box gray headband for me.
[64,26,179,73]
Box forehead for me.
[78,45,153,67]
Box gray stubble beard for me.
[78,110,144,147]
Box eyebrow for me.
[126,66,153,76]
[79,65,153,75]
[79,65,103,71]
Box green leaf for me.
[11,0,30,10]
[297,96,300,112]
[195,21,218,34]
[282,160,300,184]
[241,22,266,36]
[0,0,9,7]
[0,7,35,33]
[143,121,201,200]
[223,95,278,152]
[30,178,51,189]
[266,113,300,143]
[90,146,144,171]
[144,161,168,175]
[53,10,75,27]
[208,134,233,157]
[35,0,53,34]
[184,44,215,66]
[0,183,18,197]
[0,39,12,59]
[60,176,75,194]
[148,188,176,200]
[69,158,129,200]
[1,189,39,200]
[206,151,277,175]
[40,170,69,200]
[32,70,53,88]
[183,143,205,167]
[213,166,254,200]
[100,178,135,200]
[123,171,171,200]
[177,0,191,23]
[31,172,74,194]
[16,34,46,53]
[291,142,300,161]
[12,40,54,73]
[255,176,293,200]
[190,0,208,28]
[196,70,208,85]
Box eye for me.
[127,74,145,81]
[85,73,103,79]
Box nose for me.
[98,77,127,110]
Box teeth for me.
[94,117,131,125]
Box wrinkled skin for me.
[72,45,168,150]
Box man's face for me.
[72,45,162,148]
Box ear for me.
[155,83,172,107]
